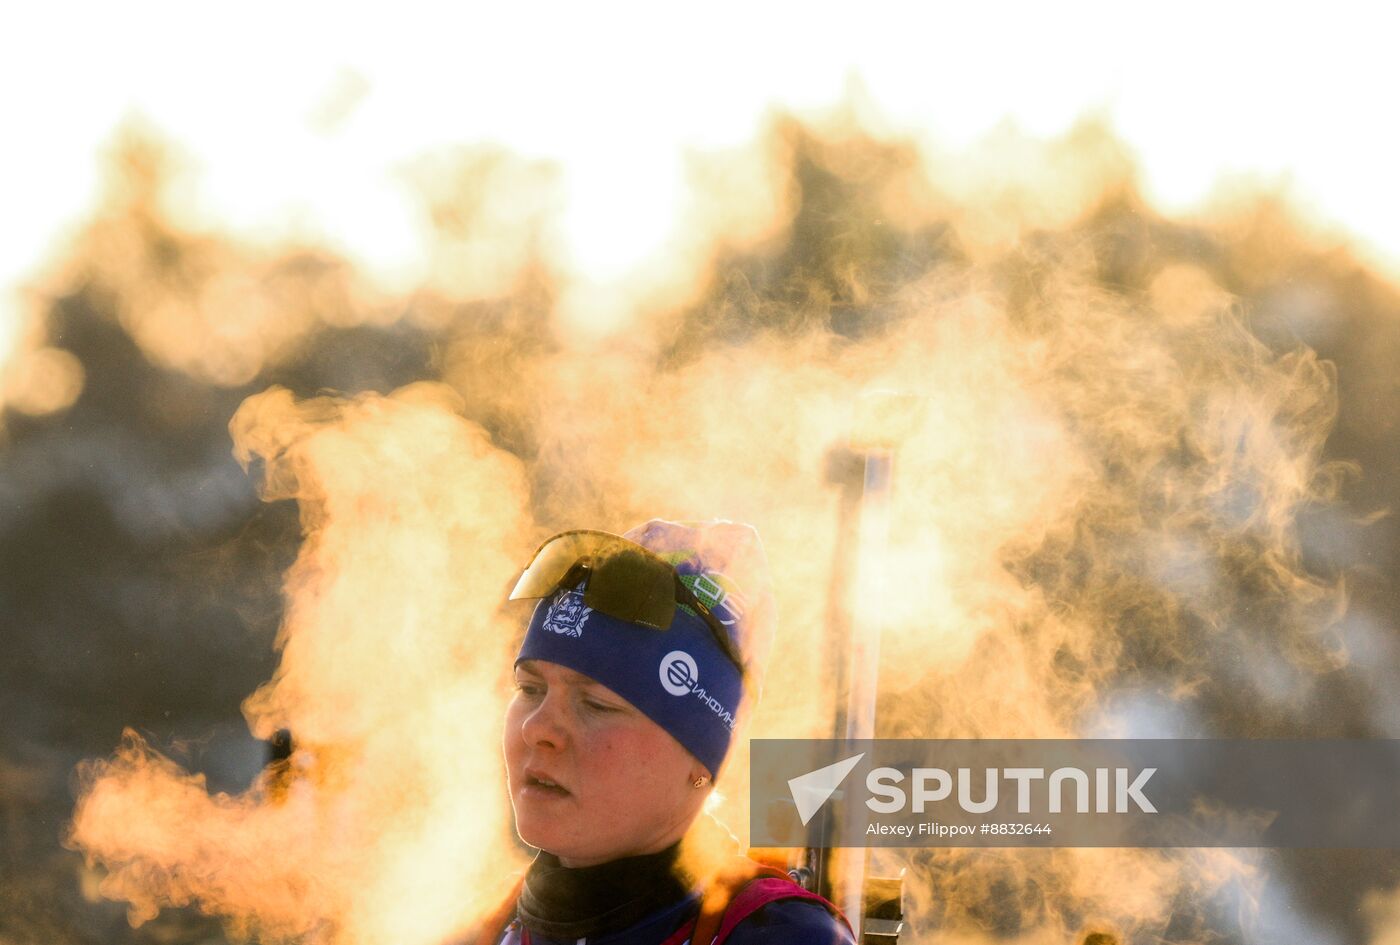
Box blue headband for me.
[516,585,744,777]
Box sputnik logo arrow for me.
[787,753,865,826]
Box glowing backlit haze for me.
[61,120,1362,939]
[14,4,1400,943]
[4,0,1398,358]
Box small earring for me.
[692,776,709,789]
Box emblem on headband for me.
[679,570,747,628]
[660,650,699,696]
[543,589,590,637]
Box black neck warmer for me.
[516,842,695,941]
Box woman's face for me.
[504,659,710,867]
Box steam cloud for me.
[0,117,1393,944]
[72,385,530,942]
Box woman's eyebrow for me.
[579,683,627,705]
[543,663,598,686]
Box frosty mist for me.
[16,117,1393,943]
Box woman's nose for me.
[519,691,572,749]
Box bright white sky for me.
[3,0,1398,364]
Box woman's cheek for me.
[502,702,526,752]
[580,723,634,776]
[584,732,617,765]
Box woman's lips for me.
[519,781,571,801]
[519,771,572,800]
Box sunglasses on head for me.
[509,529,746,676]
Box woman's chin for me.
[514,812,574,854]
[513,785,574,833]
[516,819,619,865]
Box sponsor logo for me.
[542,589,590,637]
[660,650,698,695]
[659,649,738,731]
[661,554,747,632]
[684,571,747,628]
